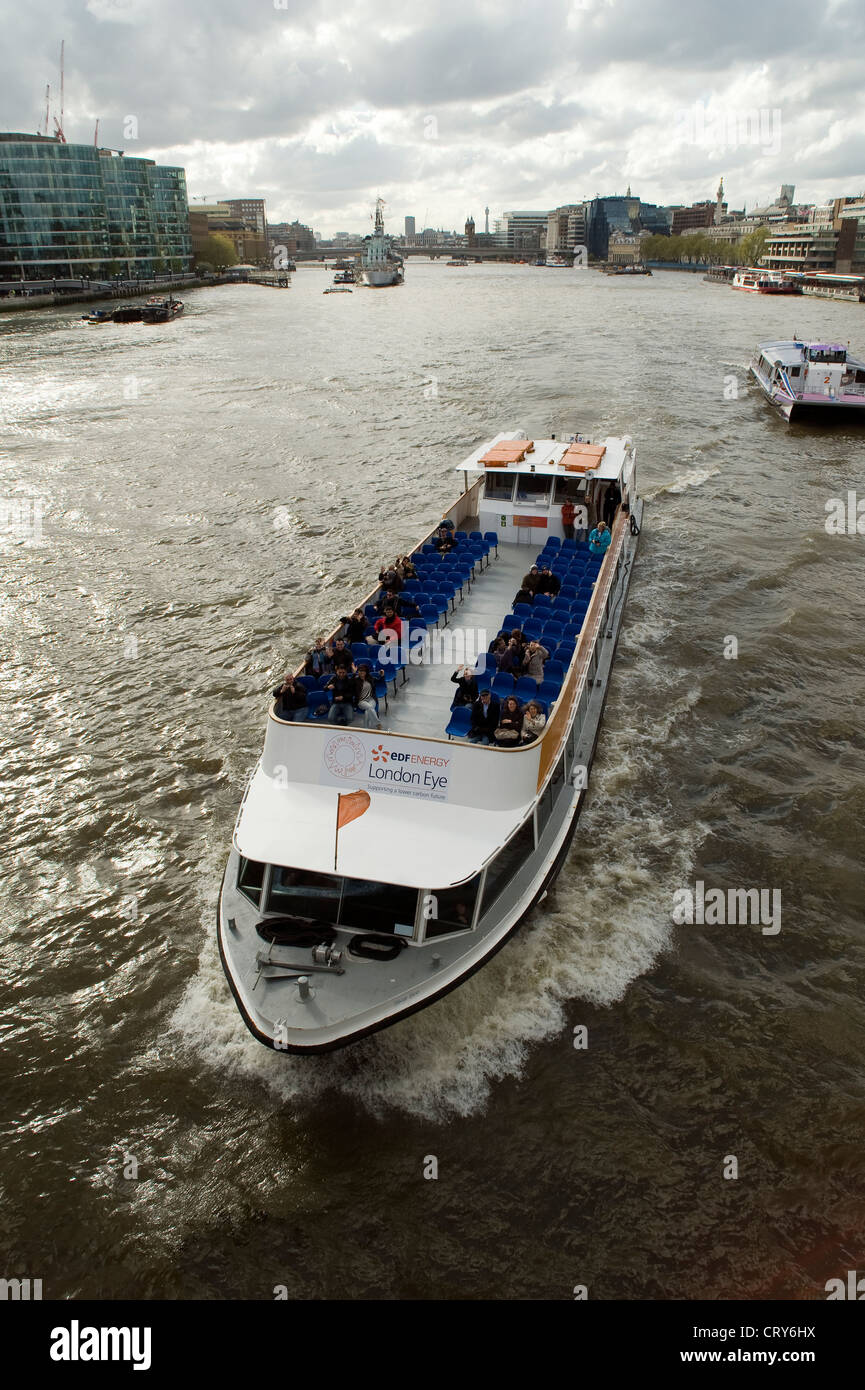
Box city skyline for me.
[3,1,864,236]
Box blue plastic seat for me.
[515,676,539,702]
[295,675,315,692]
[474,669,493,693]
[491,673,515,700]
[420,604,440,628]
[522,619,544,640]
[561,538,576,551]
[454,530,468,541]
[484,530,499,556]
[513,603,533,620]
[533,594,552,610]
[545,536,561,549]
[543,623,565,642]
[446,706,472,740]
[539,678,561,706]
[561,622,580,642]
[429,592,450,621]
[402,577,421,592]
[306,689,331,720]
[544,661,565,682]
[560,586,578,601]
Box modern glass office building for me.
[0,133,192,280]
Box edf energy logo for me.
[371,744,389,763]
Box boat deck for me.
[381,542,528,740]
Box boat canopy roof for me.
[457,432,631,483]
[756,339,865,368]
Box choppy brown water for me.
[1,265,864,1299]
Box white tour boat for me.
[732,268,798,294]
[218,431,642,1051]
[750,339,865,420]
[361,198,404,287]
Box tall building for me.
[497,211,549,251]
[188,203,267,264]
[404,215,415,239]
[225,198,267,234]
[546,204,588,253]
[0,132,191,279]
[671,199,727,235]
[485,206,490,235]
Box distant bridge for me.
[290,246,570,264]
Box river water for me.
[2,263,863,1300]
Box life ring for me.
[348,933,406,962]
[256,917,337,948]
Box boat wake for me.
[646,464,721,499]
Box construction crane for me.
[42,84,50,137]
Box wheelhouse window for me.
[484,471,515,501]
[237,857,265,906]
[264,867,419,936]
[423,875,482,939]
[480,816,536,914]
[268,866,342,921]
[514,473,551,503]
[339,879,419,936]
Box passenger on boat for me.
[341,608,376,645]
[522,641,549,682]
[521,701,546,744]
[374,607,403,643]
[467,690,500,744]
[521,565,541,594]
[378,565,404,593]
[355,664,382,730]
[498,637,523,675]
[494,696,523,746]
[589,522,612,556]
[326,667,359,724]
[331,637,353,670]
[433,527,456,553]
[304,636,331,681]
[451,666,479,706]
[272,674,308,721]
[395,555,417,580]
[395,591,421,621]
[513,587,534,607]
[561,499,576,540]
[375,587,404,615]
[537,567,561,596]
[603,482,621,528]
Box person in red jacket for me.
[561,498,576,539]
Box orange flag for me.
[337,790,370,829]
[334,790,370,869]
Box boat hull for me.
[217,503,643,1052]
[750,363,865,421]
[362,268,403,287]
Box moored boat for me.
[218,430,642,1052]
[733,268,798,294]
[750,339,865,420]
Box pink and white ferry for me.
[750,339,865,420]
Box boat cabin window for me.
[537,751,568,840]
[554,478,584,504]
[264,866,419,936]
[856,370,865,384]
[268,866,342,921]
[339,878,419,936]
[480,816,536,915]
[788,365,801,377]
[238,857,265,906]
[423,874,483,939]
[484,472,516,501]
[807,347,845,364]
[514,473,551,503]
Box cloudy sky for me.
[3,0,864,233]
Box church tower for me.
[465,214,476,247]
[715,177,724,225]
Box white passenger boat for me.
[732,268,798,294]
[218,431,642,1051]
[750,339,865,420]
[361,198,404,287]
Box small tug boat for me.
[218,431,642,1051]
[80,308,113,324]
[750,339,865,420]
[140,295,184,323]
